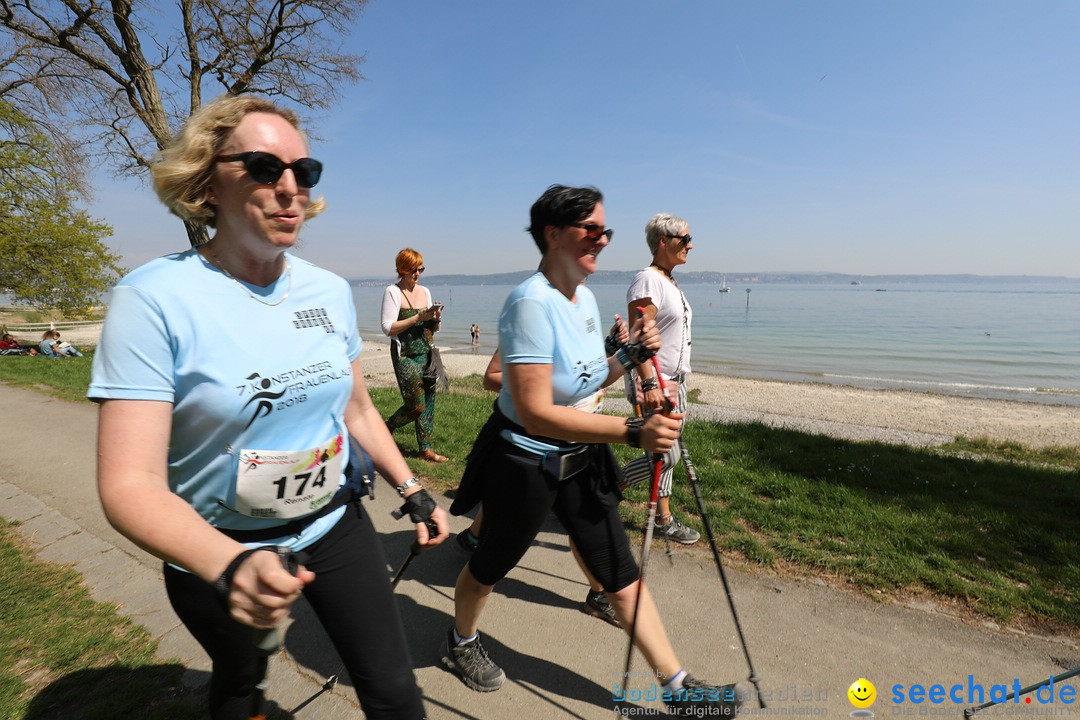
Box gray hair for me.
[645,213,688,256]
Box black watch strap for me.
[625,417,645,448]
[214,547,263,602]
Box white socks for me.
[663,669,688,691]
[453,628,478,647]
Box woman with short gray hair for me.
[622,212,700,545]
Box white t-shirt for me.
[626,266,692,379]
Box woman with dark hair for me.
[442,184,746,717]
[89,94,447,720]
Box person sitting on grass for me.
[55,332,84,357]
[39,330,72,358]
[1,333,36,355]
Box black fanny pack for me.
[541,444,591,482]
[489,403,592,482]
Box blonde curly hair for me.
[150,94,326,230]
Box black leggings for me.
[469,440,640,592]
[164,502,424,720]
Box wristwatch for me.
[396,477,421,497]
[625,417,645,448]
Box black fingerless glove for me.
[392,488,437,524]
[615,340,655,370]
[604,327,621,357]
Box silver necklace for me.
[210,250,292,307]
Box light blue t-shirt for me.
[496,272,608,453]
[88,249,362,550]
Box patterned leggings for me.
[386,344,437,451]
[621,380,688,498]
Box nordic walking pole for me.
[250,627,276,720]
[679,438,766,708]
[963,666,1080,718]
[249,547,299,720]
[622,309,673,566]
[319,520,439,693]
[622,338,669,682]
[390,520,438,587]
[623,421,665,680]
[628,369,675,566]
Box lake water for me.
[352,280,1080,407]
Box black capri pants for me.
[468,439,640,592]
[164,501,425,720]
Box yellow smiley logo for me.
[848,678,876,709]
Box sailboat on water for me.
[718,275,730,293]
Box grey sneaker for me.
[440,627,505,692]
[582,590,621,628]
[656,516,700,545]
[665,676,747,717]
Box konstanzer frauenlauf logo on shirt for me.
[237,361,351,428]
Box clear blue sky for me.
[93,0,1080,279]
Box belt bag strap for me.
[541,444,591,482]
[217,484,358,543]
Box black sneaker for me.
[582,590,621,628]
[439,627,505,692]
[665,676,747,717]
[455,530,480,555]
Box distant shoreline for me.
[16,322,1077,449]
[347,271,1080,288]
[358,338,1080,450]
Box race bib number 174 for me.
[234,434,344,519]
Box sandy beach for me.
[357,339,1080,450]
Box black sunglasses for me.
[216,151,323,188]
[668,234,692,245]
[571,222,615,241]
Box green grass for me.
[370,376,1079,632]
[0,352,95,404]
[0,521,203,720]
[611,422,1079,629]
[3,364,1077,636]
[942,436,1080,469]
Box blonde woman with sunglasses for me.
[89,94,447,720]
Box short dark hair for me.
[526,184,603,253]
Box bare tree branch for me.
[0,0,368,221]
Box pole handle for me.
[252,547,299,653]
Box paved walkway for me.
[1,381,1076,719]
